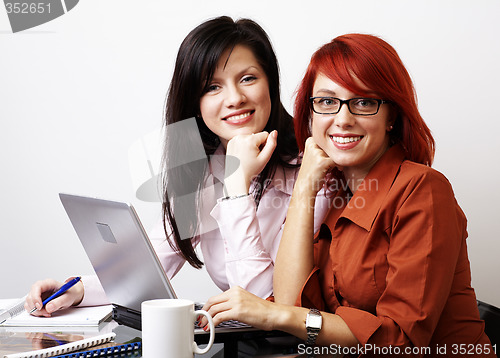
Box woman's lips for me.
[330,135,363,150]
[223,110,254,125]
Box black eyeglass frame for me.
[309,97,390,116]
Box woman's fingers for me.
[257,130,278,165]
[24,278,84,316]
[224,131,278,195]
[200,287,275,331]
[296,137,336,195]
[249,131,270,145]
[199,291,230,328]
[25,279,62,316]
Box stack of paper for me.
[0,305,112,327]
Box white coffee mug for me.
[141,299,215,357]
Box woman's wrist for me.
[224,168,251,196]
[294,172,324,198]
[72,281,85,306]
[271,304,308,339]
[291,184,318,213]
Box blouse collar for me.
[325,144,407,232]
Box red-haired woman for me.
[202,34,494,357]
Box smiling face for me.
[199,45,271,148]
[311,73,394,182]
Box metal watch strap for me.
[305,308,322,346]
[306,328,320,346]
[221,193,249,201]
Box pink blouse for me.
[80,146,331,305]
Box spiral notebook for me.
[47,341,141,358]
[0,331,115,358]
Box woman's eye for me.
[319,98,336,106]
[241,75,257,83]
[206,84,220,92]
[354,99,376,107]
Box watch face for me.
[306,313,322,328]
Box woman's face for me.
[311,73,393,178]
[199,45,271,148]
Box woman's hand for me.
[25,278,84,317]
[274,138,335,304]
[295,137,336,197]
[200,288,360,348]
[224,130,278,196]
[25,332,84,350]
[200,286,278,331]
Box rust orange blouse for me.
[297,144,494,357]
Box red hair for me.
[294,33,434,166]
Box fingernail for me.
[35,303,41,310]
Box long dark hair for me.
[161,16,298,268]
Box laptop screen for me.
[59,193,177,312]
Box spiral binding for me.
[7,300,26,317]
[0,296,27,322]
[53,341,141,358]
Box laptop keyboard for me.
[215,319,251,328]
[195,318,252,329]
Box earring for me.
[387,125,393,131]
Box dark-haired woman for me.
[25,17,330,314]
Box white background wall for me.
[1,0,499,307]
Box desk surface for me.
[114,322,305,358]
[0,319,313,358]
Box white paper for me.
[0,300,112,327]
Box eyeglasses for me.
[309,97,390,116]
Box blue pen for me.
[29,276,81,314]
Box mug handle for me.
[192,309,215,354]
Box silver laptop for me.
[59,193,260,336]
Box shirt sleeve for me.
[210,195,275,298]
[336,170,467,349]
[294,267,327,311]
[148,216,191,280]
[78,275,109,306]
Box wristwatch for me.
[305,308,322,346]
